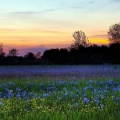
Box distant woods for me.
[0,22,120,65]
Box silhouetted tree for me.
[24,52,36,64]
[0,43,5,65]
[71,31,89,49]
[109,43,120,64]
[42,49,60,64]
[8,48,19,57]
[24,52,36,59]
[0,43,4,56]
[58,48,69,64]
[108,22,120,44]
[36,52,41,59]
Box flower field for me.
[0,65,120,120]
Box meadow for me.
[0,65,120,120]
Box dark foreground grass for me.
[0,77,120,120]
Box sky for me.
[0,0,120,55]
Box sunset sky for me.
[0,0,120,55]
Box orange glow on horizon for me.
[0,29,109,51]
[0,29,71,46]
[89,38,109,45]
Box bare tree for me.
[71,30,89,49]
[0,43,3,55]
[8,48,19,57]
[108,22,120,44]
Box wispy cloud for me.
[88,34,109,44]
[0,28,68,34]
[88,1,95,4]
[11,9,58,15]
[61,0,95,10]
[89,34,108,38]
[5,8,61,23]
[112,0,120,2]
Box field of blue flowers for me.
[0,65,120,120]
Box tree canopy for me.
[8,48,19,57]
[108,22,120,44]
[71,31,89,49]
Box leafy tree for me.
[8,48,19,57]
[24,52,36,60]
[71,30,89,49]
[108,22,120,44]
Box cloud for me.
[10,8,59,16]
[12,11,35,16]
[112,0,120,2]
[5,8,61,24]
[0,28,68,35]
[4,1,97,24]
[89,34,108,38]
[88,34,109,45]
[88,1,95,4]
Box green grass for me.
[0,77,120,120]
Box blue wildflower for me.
[65,92,68,96]
[43,93,49,97]
[63,87,66,91]
[112,88,117,92]
[83,97,89,104]
[22,91,28,98]
[101,104,104,109]
[16,88,21,92]
[8,82,15,86]
[118,86,120,91]
[82,93,87,98]
[94,99,100,105]
[16,92,21,98]
[7,90,14,98]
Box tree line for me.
[0,22,120,65]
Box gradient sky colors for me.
[0,0,120,55]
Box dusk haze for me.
[0,0,120,55]
[0,1,120,119]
